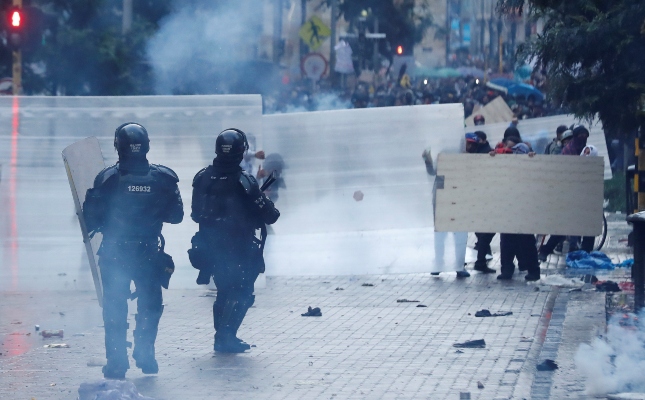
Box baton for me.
[260,170,277,192]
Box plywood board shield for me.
[262,104,468,275]
[465,97,514,126]
[434,154,604,236]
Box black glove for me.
[196,270,211,285]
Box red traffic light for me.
[8,8,23,30]
[396,45,403,55]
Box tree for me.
[4,0,172,95]
[498,0,645,135]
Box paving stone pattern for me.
[1,271,552,400]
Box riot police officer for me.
[190,128,280,353]
[83,123,184,379]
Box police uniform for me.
[190,128,279,353]
[83,123,183,379]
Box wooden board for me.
[465,97,514,126]
[434,154,604,236]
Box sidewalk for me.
[0,216,633,399]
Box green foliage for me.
[498,0,645,136]
[18,0,172,95]
[604,170,627,213]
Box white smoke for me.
[575,311,645,396]
[146,1,266,95]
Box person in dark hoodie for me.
[489,142,541,281]
[562,125,589,155]
[465,132,496,273]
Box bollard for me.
[626,211,645,312]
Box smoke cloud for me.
[575,311,645,396]
[146,0,277,95]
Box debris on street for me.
[477,381,484,389]
[596,281,621,292]
[335,287,344,290]
[536,359,558,371]
[41,330,64,338]
[416,304,427,307]
[87,357,107,367]
[78,380,156,400]
[301,307,322,317]
[396,299,419,303]
[44,343,70,348]
[453,339,486,348]
[474,309,513,317]
[361,283,374,287]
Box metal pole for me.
[12,0,22,95]
[627,211,645,312]
[122,0,133,35]
[329,0,337,85]
[445,0,451,65]
[497,19,503,73]
[372,18,379,71]
[273,0,283,64]
[300,0,307,59]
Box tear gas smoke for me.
[575,311,645,396]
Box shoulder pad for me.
[192,166,211,186]
[151,164,179,182]
[94,164,119,187]
[239,171,259,194]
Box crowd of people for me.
[463,124,598,280]
[263,66,564,121]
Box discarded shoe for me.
[524,273,541,282]
[453,339,486,348]
[473,264,496,274]
[497,274,513,280]
[301,307,322,317]
[474,309,513,317]
[456,270,471,278]
[536,359,558,371]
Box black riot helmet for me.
[114,122,150,157]
[215,128,249,157]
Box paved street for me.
[0,215,633,400]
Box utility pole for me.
[372,18,379,71]
[300,0,307,59]
[329,0,337,85]
[12,0,22,95]
[273,0,283,64]
[122,0,133,35]
[445,0,450,65]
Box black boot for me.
[103,321,129,380]
[214,295,254,353]
[132,307,163,374]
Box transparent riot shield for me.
[62,137,106,306]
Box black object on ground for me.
[596,281,621,292]
[453,339,486,348]
[475,309,513,317]
[397,299,419,303]
[581,274,598,284]
[301,307,322,317]
[361,283,374,287]
[416,304,427,308]
[536,359,558,371]
[335,287,344,290]
[477,381,484,389]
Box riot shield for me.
[62,137,106,307]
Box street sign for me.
[301,52,328,81]
[299,16,331,50]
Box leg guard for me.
[214,294,255,353]
[132,306,163,374]
[103,320,130,379]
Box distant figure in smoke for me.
[83,123,184,379]
[189,128,280,353]
[239,133,265,176]
[257,153,285,202]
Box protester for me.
[545,125,567,155]
[562,125,589,155]
[489,139,541,281]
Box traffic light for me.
[6,7,24,50]
[396,45,403,55]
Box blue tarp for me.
[566,251,634,269]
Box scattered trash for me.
[459,393,471,400]
[596,281,621,292]
[534,286,540,291]
[581,274,599,284]
[73,333,86,337]
[50,383,57,386]
[536,359,558,371]
[87,357,106,367]
[78,380,156,400]
[10,321,21,324]
[474,309,513,317]
[59,312,65,316]
[540,275,584,288]
[301,307,322,317]
[619,281,635,292]
[455,349,464,354]
[477,381,484,389]
[44,343,70,348]
[416,304,427,308]
[453,339,486,348]
[58,273,67,276]
[41,330,64,338]
[35,325,40,331]
[396,299,419,303]
[353,190,364,201]
[335,287,344,291]
[361,283,374,287]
